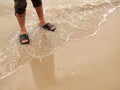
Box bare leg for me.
[35,5,56,30]
[35,5,46,26]
[16,13,28,43]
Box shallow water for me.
[0,0,120,79]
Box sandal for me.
[41,23,56,31]
[19,34,30,44]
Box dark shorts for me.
[14,0,42,14]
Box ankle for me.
[21,28,28,34]
[40,22,47,26]
[21,31,28,34]
[40,20,46,26]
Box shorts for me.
[14,0,42,14]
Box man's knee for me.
[14,0,27,14]
[15,13,26,17]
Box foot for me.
[19,34,30,44]
[20,30,29,44]
[41,23,56,31]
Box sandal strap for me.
[20,34,27,40]
[42,23,56,31]
[43,23,51,30]
[19,34,29,44]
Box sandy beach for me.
[0,4,120,90]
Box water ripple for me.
[0,1,120,79]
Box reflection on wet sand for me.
[0,54,56,90]
[31,55,56,90]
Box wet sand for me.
[0,6,120,90]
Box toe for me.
[22,39,28,43]
[25,39,28,42]
[50,25,56,30]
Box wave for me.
[0,0,120,79]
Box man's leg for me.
[31,0,56,30]
[14,0,28,43]
[35,5,56,30]
[35,5,46,26]
[16,14,27,34]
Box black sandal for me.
[19,34,30,44]
[42,23,56,31]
